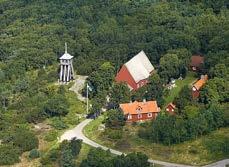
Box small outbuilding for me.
[166,103,176,114]
[190,55,204,71]
[192,75,208,98]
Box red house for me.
[115,51,154,90]
[190,55,204,71]
[192,75,208,98]
[120,100,160,122]
[166,103,176,114]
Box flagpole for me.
[86,83,89,115]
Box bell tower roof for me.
[60,42,73,60]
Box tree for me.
[199,77,228,104]
[105,109,125,128]
[0,86,11,110]
[0,144,20,165]
[90,91,107,117]
[80,148,113,167]
[174,86,193,112]
[29,149,40,159]
[109,83,130,109]
[59,149,75,167]
[0,69,5,82]
[121,152,150,167]
[87,62,115,97]
[158,54,181,82]
[183,105,199,119]
[69,138,82,157]
[13,78,29,93]
[210,63,229,80]
[43,95,69,117]
[207,104,224,129]
[80,147,150,167]
[167,48,191,77]
[145,73,164,105]
[10,127,39,152]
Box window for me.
[166,108,169,111]
[136,106,142,112]
[138,114,142,119]
[128,114,132,120]
[147,113,152,117]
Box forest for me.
[0,0,228,166]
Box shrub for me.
[49,117,68,130]
[105,129,123,139]
[43,96,69,117]
[10,127,39,152]
[0,144,20,165]
[44,130,58,142]
[47,70,58,83]
[29,149,40,159]
[40,148,59,166]
[105,109,125,128]
[203,136,229,156]
[115,139,131,150]
[188,147,198,154]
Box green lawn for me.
[163,72,196,108]
[83,115,229,166]
[62,90,86,127]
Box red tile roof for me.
[190,55,204,67]
[167,103,176,109]
[193,75,208,90]
[120,100,160,115]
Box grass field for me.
[63,91,86,127]
[162,72,196,108]
[84,115,229,166]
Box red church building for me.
[192,75,208,98]
[115,51,154,90]
[120,100,160,122]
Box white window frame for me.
[147,113,152,117]
[127,114,132,120]
[138,114,142,119]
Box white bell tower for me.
[59,43,74,83]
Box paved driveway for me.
[60,119,229,167]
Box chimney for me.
[143,99,146,103]
[201,75,204,79]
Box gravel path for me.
[69,75,88,102]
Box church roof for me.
[125,51,154,83]
[59,52,73,60]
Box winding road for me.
[60,119,229,167]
